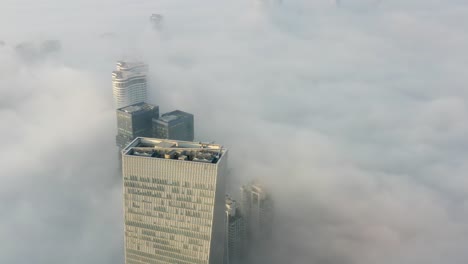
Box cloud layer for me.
[1,0,468,264]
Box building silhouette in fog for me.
[116,102,159,149]
[112,61,148,109]
[150,13,163,30]
[240,182,273,243]
[121,137,228,264]
[224,195,245,264]
[153,110,194,142]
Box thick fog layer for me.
[1,0,468,263]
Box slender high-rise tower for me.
[122,137,228,264]
[224,196,245,264]
[112,61,148,109]
[240,182,273,243]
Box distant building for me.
[14,40,61,62]
[240,182,273,242]
[116,102,159,149]
[121,137,228,264]
[150,13,163,30]
[224,196,246,264]
[40,40,61,54]
[112,61,148,109]
[153,110,194,141]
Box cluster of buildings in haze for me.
[112,61,274,264]
[112,62,194,149]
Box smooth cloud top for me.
[1,1,468,264]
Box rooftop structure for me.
[225,196,238,218]
[112,69,146,81]
[119,102,155,114]
[123,137,224,164]
[116,61,148,72]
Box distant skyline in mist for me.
[1,0,468,264]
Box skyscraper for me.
[240,182,273,243]
[224,196,245,264]
[122,137,228,264]
[112,61,148,109]
[150,13,163,30]
[116,102,159,149]
[153,110,194,142]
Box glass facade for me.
[152,110,194,142]
[224,197,246,264]
[116,103,160,149]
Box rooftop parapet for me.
[113,61,148,81]
[117,102,157,114]
[116,61,148,72]
[123,137,226,164]
[112,70,146,81]
[157,110,193,124]
[225,195,238,217]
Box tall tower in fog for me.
[122,137,228,264]
[240,182,273,243]
[112,61,148,109]
[224,196,245,264]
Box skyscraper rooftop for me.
[123,137,225,164]
[118,102,156,114]
[116,61,148,72]
[112,69,146,81]
[158,110,193,123]
[113,61,148,81]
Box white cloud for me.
[1,0,468,263]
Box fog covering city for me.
[1,0,468,263]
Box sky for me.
[1,0,468,263]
